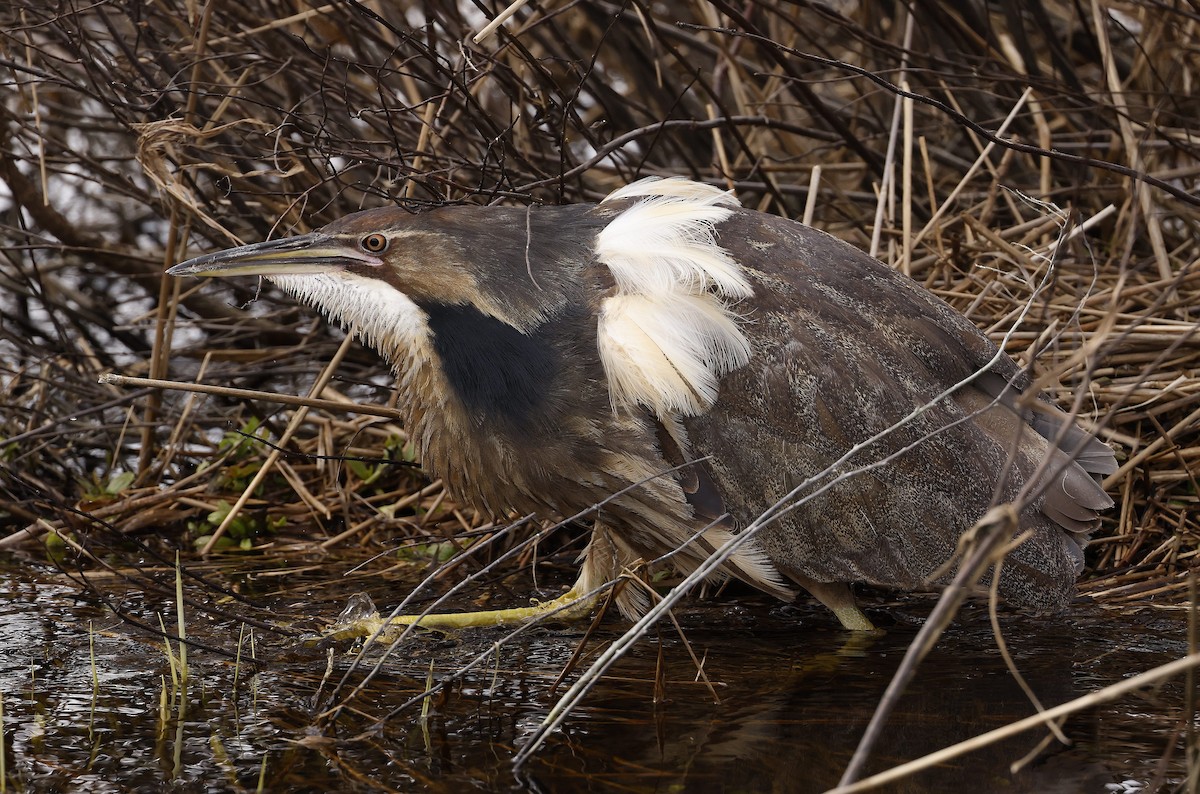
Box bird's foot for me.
[368,587,596,637]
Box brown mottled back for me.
[684,209,1113,610]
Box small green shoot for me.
[89,620,98,739]
[157,675,169,737]
[233,623,247,703]
[420,659,435,755]
[158,613,179,696]
[346,457,382,485]
[217,417,269,458]
[256,753,268,793]
[175,552,188,687]
[207,418,274,490]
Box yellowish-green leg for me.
[392,586,597,629]
[327,527,629,643]
[326,586,598,644]
[794,576,877,631]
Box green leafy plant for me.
[77,470,135,506]
[347,434,418,487]
[208,418,273,492]
[188,500,284,551]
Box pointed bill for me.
[167,233,382,277]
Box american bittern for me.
[170,178,1115,630]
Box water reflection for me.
[0,561,1187,792]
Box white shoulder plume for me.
[596,177,753,418]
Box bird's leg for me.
[321,585,595,645]
[389,587,596,630]
[387,523,637,631]
[791,573,877,631]
[321,587,595,644]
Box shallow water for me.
[0,557,1190,792]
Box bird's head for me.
[169,179,754,435]
[168,206,596,353]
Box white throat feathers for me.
[270,272,432,376]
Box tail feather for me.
[1028,401,1118,476]
[1036,444,1113,531]
[959,373,1115,544]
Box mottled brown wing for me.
[683,210,1113,610]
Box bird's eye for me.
[360,234,389,254]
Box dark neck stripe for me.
[418,301,558,428]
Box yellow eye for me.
[360,233,389,253]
